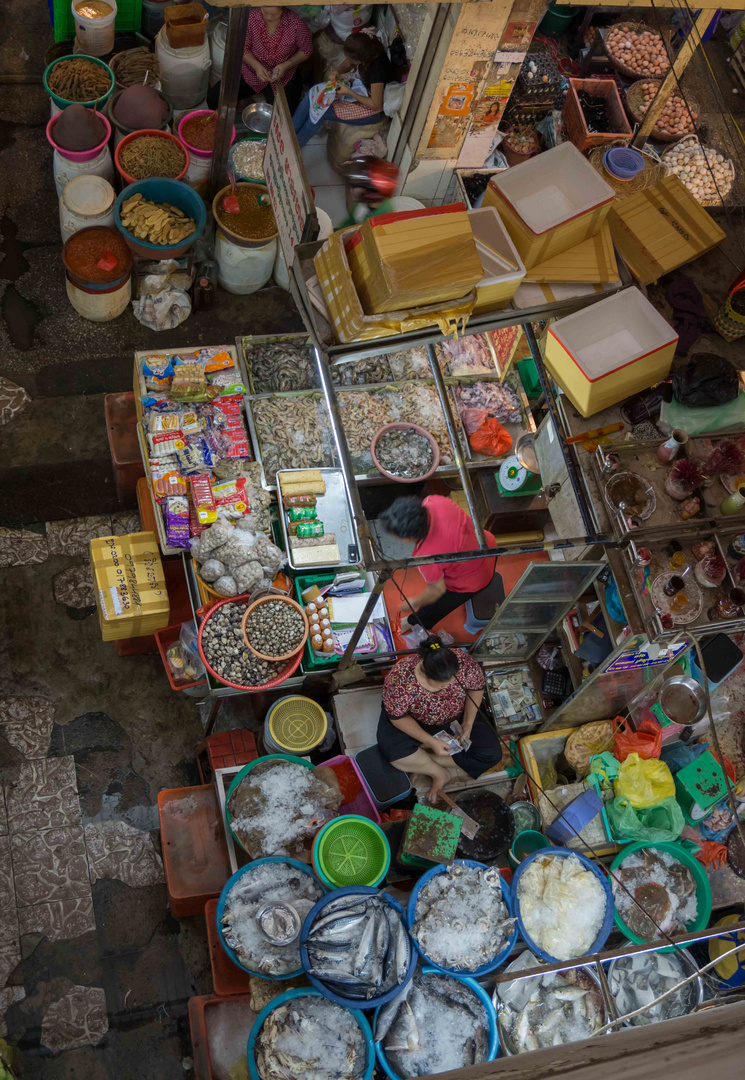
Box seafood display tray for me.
[448,369,536,464]
[277,468,361,571]
[238,332,318,396]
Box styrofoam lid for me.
[550,287,678,379]
[62,174,115,215]
[492,143,615,235]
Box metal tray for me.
[277,467,361,571]
[446,368,535,463]
[238,332,319,395]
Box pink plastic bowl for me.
[370,422,441,484]
[178,109,236,158]
[46,110,112,162]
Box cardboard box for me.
[483,143,615,268]
[90,532,170,641]
[345,204,483,314]
[468,206,526,313]
[607,174,726,285]
[314,230,474,344]
[544,287,678,417]
[525,224,618,284]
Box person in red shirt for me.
[207,7,312,113]
[378,494,497,633]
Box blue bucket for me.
[215,857,326,980]
[406,860,517,976]
[114,177,206,259]
[247,987,375,1080]
[300,886,417,1010]
[373,966,498,1080]
[511,847,614,963]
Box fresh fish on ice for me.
[608,949,700,1027]
[254,995,367,1080]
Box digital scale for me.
[497,455,542,497]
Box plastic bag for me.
[132,286,191,331]
[607,795,684,843]
[461,407,489,436]
[672,352,739,407]
[615,752,675,808]
[565,720,615,777]
[613,717,663,762]
[469,417,512,458]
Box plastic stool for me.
[464,571,506,633]
[355,745,411,810]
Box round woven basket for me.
[241,594,309,662]
[604,21,671,81]
[588,141,667,197]
[626,80,699,142]
[662,134,735,206]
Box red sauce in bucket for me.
[181,113,216,151]
[63,227,131,283]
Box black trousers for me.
[407,588,479,631]
[207,70,304,114]
[377,706,503,779]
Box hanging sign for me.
[263,86,318,273]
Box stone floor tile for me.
[109,512,141,536]
[52,564,95,609]
[84,821,164,888]
[5,756,81,834]
[0,528,48,568]
[0,696,55,759]
[0,940,20,991]
[0,986,25,1036]
[0,378,30,427]
[0,836,15,922]
[10,826,91,907]
[18,897,95,942]
[41,985,108,1052]
[0,791,6,837]
[46,516,112,557]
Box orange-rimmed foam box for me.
[544,287,678,418]
[483,142,615,269]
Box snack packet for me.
[189,474,217,525]
[163,496,190,549]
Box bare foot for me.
[424,764,449,804]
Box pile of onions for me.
[664,139,734,206]
[606,26,670,76]
[637,81,697,138]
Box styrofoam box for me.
[544,286,678,417]
[468,206,526,311]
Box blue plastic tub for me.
[511,847,614,963]
[300,886,417,1010]
[373,966,498,1079]
[406,860,517,976]
[224,753,315,857]
[603,146,645,181]
[215,857,326,980]
[247,987,375,1080]
[114,177,206,259]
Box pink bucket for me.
[47,110,112,162]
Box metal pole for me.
[337,572,389,670]
[209,6,249,202]
[425,344,487,549]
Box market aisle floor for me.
[0,513,206,1078]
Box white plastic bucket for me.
[183,151,211,190]
[156,26,211,110]
[273,206,332,290]
[209,19,227,85]
[66,274,131,321]
[59,175,116,241]
[72,0,118,57]
[142,0,169,39]
[216,229,277,294]
[53,145,114,198]
[387,196,425,212]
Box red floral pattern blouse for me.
[242,9,312,92]
[383,651,485,727]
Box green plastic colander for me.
[313,815,391,888]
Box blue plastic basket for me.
[511,847,614,963]
[406,860,517,977]
[603,147,645,181]
[114,177,206,258]
[215,857,326,980]
[247,987,375,1080]
[373,966,498,1080]
[300,886,417,1010]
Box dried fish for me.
[386,347,432,381]
[338,390,396,466]
[243,339,319,394]
[252,395,335,474]
[331,356,393,386]
[375,427,434,479]
[397,384,455,464]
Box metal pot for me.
[607,947,704,1026]
[658,675,707,726]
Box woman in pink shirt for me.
[207,7,312,113]
[379,494,497,632]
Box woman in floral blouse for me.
[378,634,502,803]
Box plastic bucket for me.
[539,2,579,35]
[507,829,551,869]
[178,108,236,158]
[114,128,190,185]
[155,25,211,110]
[114,176,206,259]
[511,847,615,963]
[375,967,498,1079]
[300,887,416,1009]
[223,754,316,856]
[72,0,117,56]
[46,109,112,162]
[53,144,113,198]
[209,18,228,84]
[215,229,276,295]
[215,858,326,979]
[43,54,115,111]
[106,88,173,146]
[212,182,277,248]
[386,196,425,212]
[247,988,374,1080]
[60,174,116,241]
[66,272,131,321]
[141,0,169,39]
[407,860,517,976]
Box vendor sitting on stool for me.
[379,494,497,633]
[378,634,502,803]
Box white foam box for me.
[467,206,526,312]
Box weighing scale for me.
[497,455,542,497]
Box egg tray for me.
[515,52,562,103]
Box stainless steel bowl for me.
[242,101,273,134]
[658,674,707,726]
[607,947,704,1027]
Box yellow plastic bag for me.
[614,752,675,809]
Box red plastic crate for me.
[188,993,256,1080]
[158,785,231,918]
[205,898,253,997]
[320,754,381,823]
[196,730,259,783]
[155,624,206,691]
[105,391,145,505]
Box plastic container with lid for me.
[215,229,276,295]
[59,175,116,242]
[544,286,679,417]
[53,144,113,198]
[66,273,131,321]
[483,142,615,268]
[72,0,118,56]
[155,24,211,110]
[47,109,111,163]
[141,0,169,38]
[208,18,227,84]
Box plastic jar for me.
[141,0,169,39]
[59,175,116,242]
[72,0,118,57]
[215,228,277,294]
[155,25,211,110]
[209,18,228,85]
[66,273,131,321]
[53,144,114,198]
